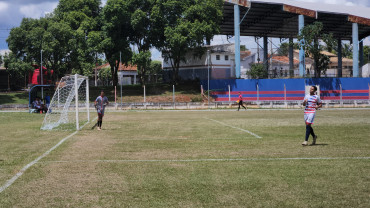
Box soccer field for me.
[0,109,369,207]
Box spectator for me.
[33,97,48,113]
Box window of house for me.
[225,55,229,61]
[216,55,220,60]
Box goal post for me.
[41,74,90,130]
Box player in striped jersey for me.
[302,86,322,146]
[94,91,109,131]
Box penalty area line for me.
[0,117,98,194]
[205,117,262,139]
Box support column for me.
[337,38,342,77]
[299,15,305,77]
[352,23,359,77]
[234,5,241,78]
[263,36,268,72]
[289,38,294,76]
[359,40,364,68]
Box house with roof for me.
[162,44,256,81]
[269,55,300,78]
[94,63,138,86]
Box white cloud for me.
[0,2,9,13]
[101,0,107,7]
[19,2,58,19]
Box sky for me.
[0,0,369,60]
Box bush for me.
[247,63,268,79]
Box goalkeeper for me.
[94,91,109,130]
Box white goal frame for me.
[41,74,90,130]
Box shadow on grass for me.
[0,91,30,105]
[0,94,16,105]
[309,144,329,146]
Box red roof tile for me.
[95,63,137,71]
[271,56,299,64]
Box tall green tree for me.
[101,0,132,87]
[161,0,223,84]
[127,0,166,86]
[7,17,60,83]
[53,0,102,76]
[298,22,335,77]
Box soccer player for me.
[94,91,109,130]
[237,92,247,111]
[302,86,322,146]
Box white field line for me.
[205,118,262,139]
[40,157,370,164]
[0,117,98,194]
[122,137,251,141]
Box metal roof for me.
[221,0,370,40]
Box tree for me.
[53,0,102,76]
[298,22,335,77]
[3,52,33,89]
[240,45,248,51]
[101,0,132,87]
[7,0,103,81]
[277,42,299,56]
[161,0,223,84]
[148,60,162,75]
[126,0,166,86]
[247,63,268,79]
[132,51,151,86]
[364,45,370,64]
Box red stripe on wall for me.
[321,96,369,100]
[214,97,304,101]
[321,90,368,93]
[211,90,305,95]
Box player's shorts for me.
[97,109,105,116]
[304,112,316,124]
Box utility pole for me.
[207,50,210,108]
[41,49,43,99]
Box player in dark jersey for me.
[94,91,109,130]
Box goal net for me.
[41,74,90,130]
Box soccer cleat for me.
[98,127,101,131]
[312,135,317,145]
[302,141,308,146]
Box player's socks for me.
[310,126,315,138]
[305,125,311,141]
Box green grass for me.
[0,91,29,105]
[0,109,369,207]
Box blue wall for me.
[201,78,370,101]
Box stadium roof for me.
[221,0,370,40]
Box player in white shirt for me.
[302,86,322,146]
[94,91,109,130]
